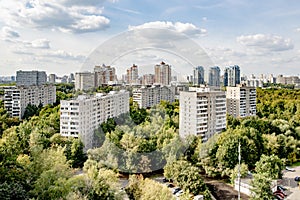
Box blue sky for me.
[0,0,299,77]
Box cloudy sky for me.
[0,0,300,77]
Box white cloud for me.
[1,26,20,40]
[296,28,300,32]
[0,0,111,33]
[237,34,294,51]
[128,21,207,37]
[28,39,50,49]
[46,50,86,60]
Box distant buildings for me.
[60,90,129,150]
[226,85,256,118]
[208,66,221,87]
[75,65,117,91]
[16,70,47,86]
[224,65,240,87]
[154,62,171,86]
[277,75,300,86]
[75,72,95,91]
[132,85,175,108]
[94,65,117,86]
[126,64,139,85]
[179,87,226,142]
[142,74,155,85]
[3,85,56,119]
[193,66,205,85]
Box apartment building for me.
[209,66,221,87]
[154,62,171,86]
[226,85,256,118]
[126,64,139,85]
[75,72,95,91]
[132,85,175,108]
[60,90,129,150]
[193,66,205,85]
[224,65,241,87]
[142,74,155,85]
[16,70,47,86]
[179,87,226,142]
[3,85,56,119]
[94,65,117,86]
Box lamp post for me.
[238,141,241,200]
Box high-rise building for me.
[142,74,155,85]
[226,85,256,118]
[60,90,129,150]
[193,66,205,85]
[132,85,175,108]
[48,74,56,83]
[224,65,240,87]
[179,87,226,142]
[3,85,56,119]
[16,70,47,86]
[75,72,95,91]
[208,66,220,87]
[154,61,171,85]
[126,64,139,85]
[94,65,117,86]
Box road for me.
[281,166,300,200]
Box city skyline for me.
[0,0,300,76]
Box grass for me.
[291,161,300,167]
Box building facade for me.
[94,65,117,86]
[16,70,47,86]
[224,65,241,87]
[208,66,220,87]
[132,85,175,108]
[142,74,155,85]
[126,64,139,85]
[75,72,95,91]
[3,85,56,119]
[179,87,226,142]
[154,62,171,86]
[193,66,205,85]
[60,90,129,150]
[226,85,256,118]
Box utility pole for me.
[238,141,241,200]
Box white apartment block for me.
[132,85,175,108]
[3,85,56,119]
[16,70,47,86]
[226,85,256,118]
[75,72,95,91]
[179,87,226,142]
[60,90,129,150]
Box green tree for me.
[250,173,273,200]
[255,154,283,179]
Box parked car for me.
[172,187,181,194]
[286,166,296,172]
[274,194,284,200]
[276,189,287,196]
[277,185,287,191]
[165,183,174,188]
[162,177,173,183]
[294,176,300,181]
[175,190,184,197]
[273,191,285,199]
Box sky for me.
[0,0,300,78]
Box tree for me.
[23,104,40,119]
[255,154,283,179]
[250,173,273,200]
